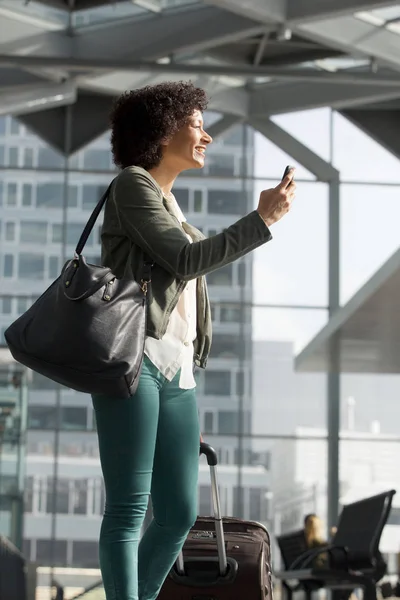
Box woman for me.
[93,80,296,600]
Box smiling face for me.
[161,110,212,172]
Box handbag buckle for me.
[141,279,149,295]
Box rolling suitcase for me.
[158,442,273,599]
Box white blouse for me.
[144,193,197,390]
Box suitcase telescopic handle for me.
[200,441,218,466]
[176,443,228,577]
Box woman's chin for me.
[192,157,205,169]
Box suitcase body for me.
[158,443,273,600]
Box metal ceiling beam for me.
[36,0,132,9]
[206,114,244,139]
[287,0,395,24]
[0,5,263,65]
[296,15,400,71]
[0,67,47,88]
[250,81,400,115]
[249,117,338,181]
[0,80,76,116]
[2,54,400,86]
[207,87,249,117]
[0,12,69,55]
[205,0,285,24]
[74,5,265,60]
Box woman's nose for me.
[203,131,212,144]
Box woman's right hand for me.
[257,169,296,227]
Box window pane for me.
[36,539,67,567]
[10,118,20,134]
[210,303,216,321]
[28,406,56,429]
[220,304,241,323]
[47,478,70,514]
[1,297,12,314]
[72,480,88,515]
[67,223,85,246]
[49,256,59,279]
[199,485,211,516]
[17,297,29,314]
[8,147,18,167]
[204,371,231,395]
[37,147,63,169]
[208,154,235,176]
[173,188,189,213]
[4,255,14,277]
[0,182,3,205]
[208,190,244,215]
[37,183,63,208]
[249,488,262,521]
[20,221,47,244]
[22,184,33,206]
[72,541,99,568]
[18,253,45,279]
[209,334,242,359]
[333,111,400,183]
[6,183,17,206]
[253,181,328,305]
[218,411,238,434]
[61,406,87,430]
[82,185,107,210]
[68,185,78,208]
[193,190,203,212]
[5,222,15,241]
[23,147,34,167]
[236,371,244,396]
[0,146,4,165]
[221,126,243,146]
[83,149,111,170]
[204,411,214,432]
[206,265,233,286]
[24,477,34,513]
[238,262,246,286]
[31,372,58,391]
[52,223,62,243]
[0,117,6,134]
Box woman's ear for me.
[160,135,172,147]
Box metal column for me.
[327,176,340,529]
[49,103,72,581]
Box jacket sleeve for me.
[113,167,273,281]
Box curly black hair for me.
[110,81,208,170]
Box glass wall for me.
[1,101,400,595]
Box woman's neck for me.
[148,164,178,197]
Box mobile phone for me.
[282,165,295,180]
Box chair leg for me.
[363,581,377,600]
[282,582,293,600]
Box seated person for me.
[304,513,328,568]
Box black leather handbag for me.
[5,181,153,399]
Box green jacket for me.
[101,166,272,369]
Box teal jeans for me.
[92,356,200,600]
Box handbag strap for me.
[75,182,114,257]
[74,179,154,282]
